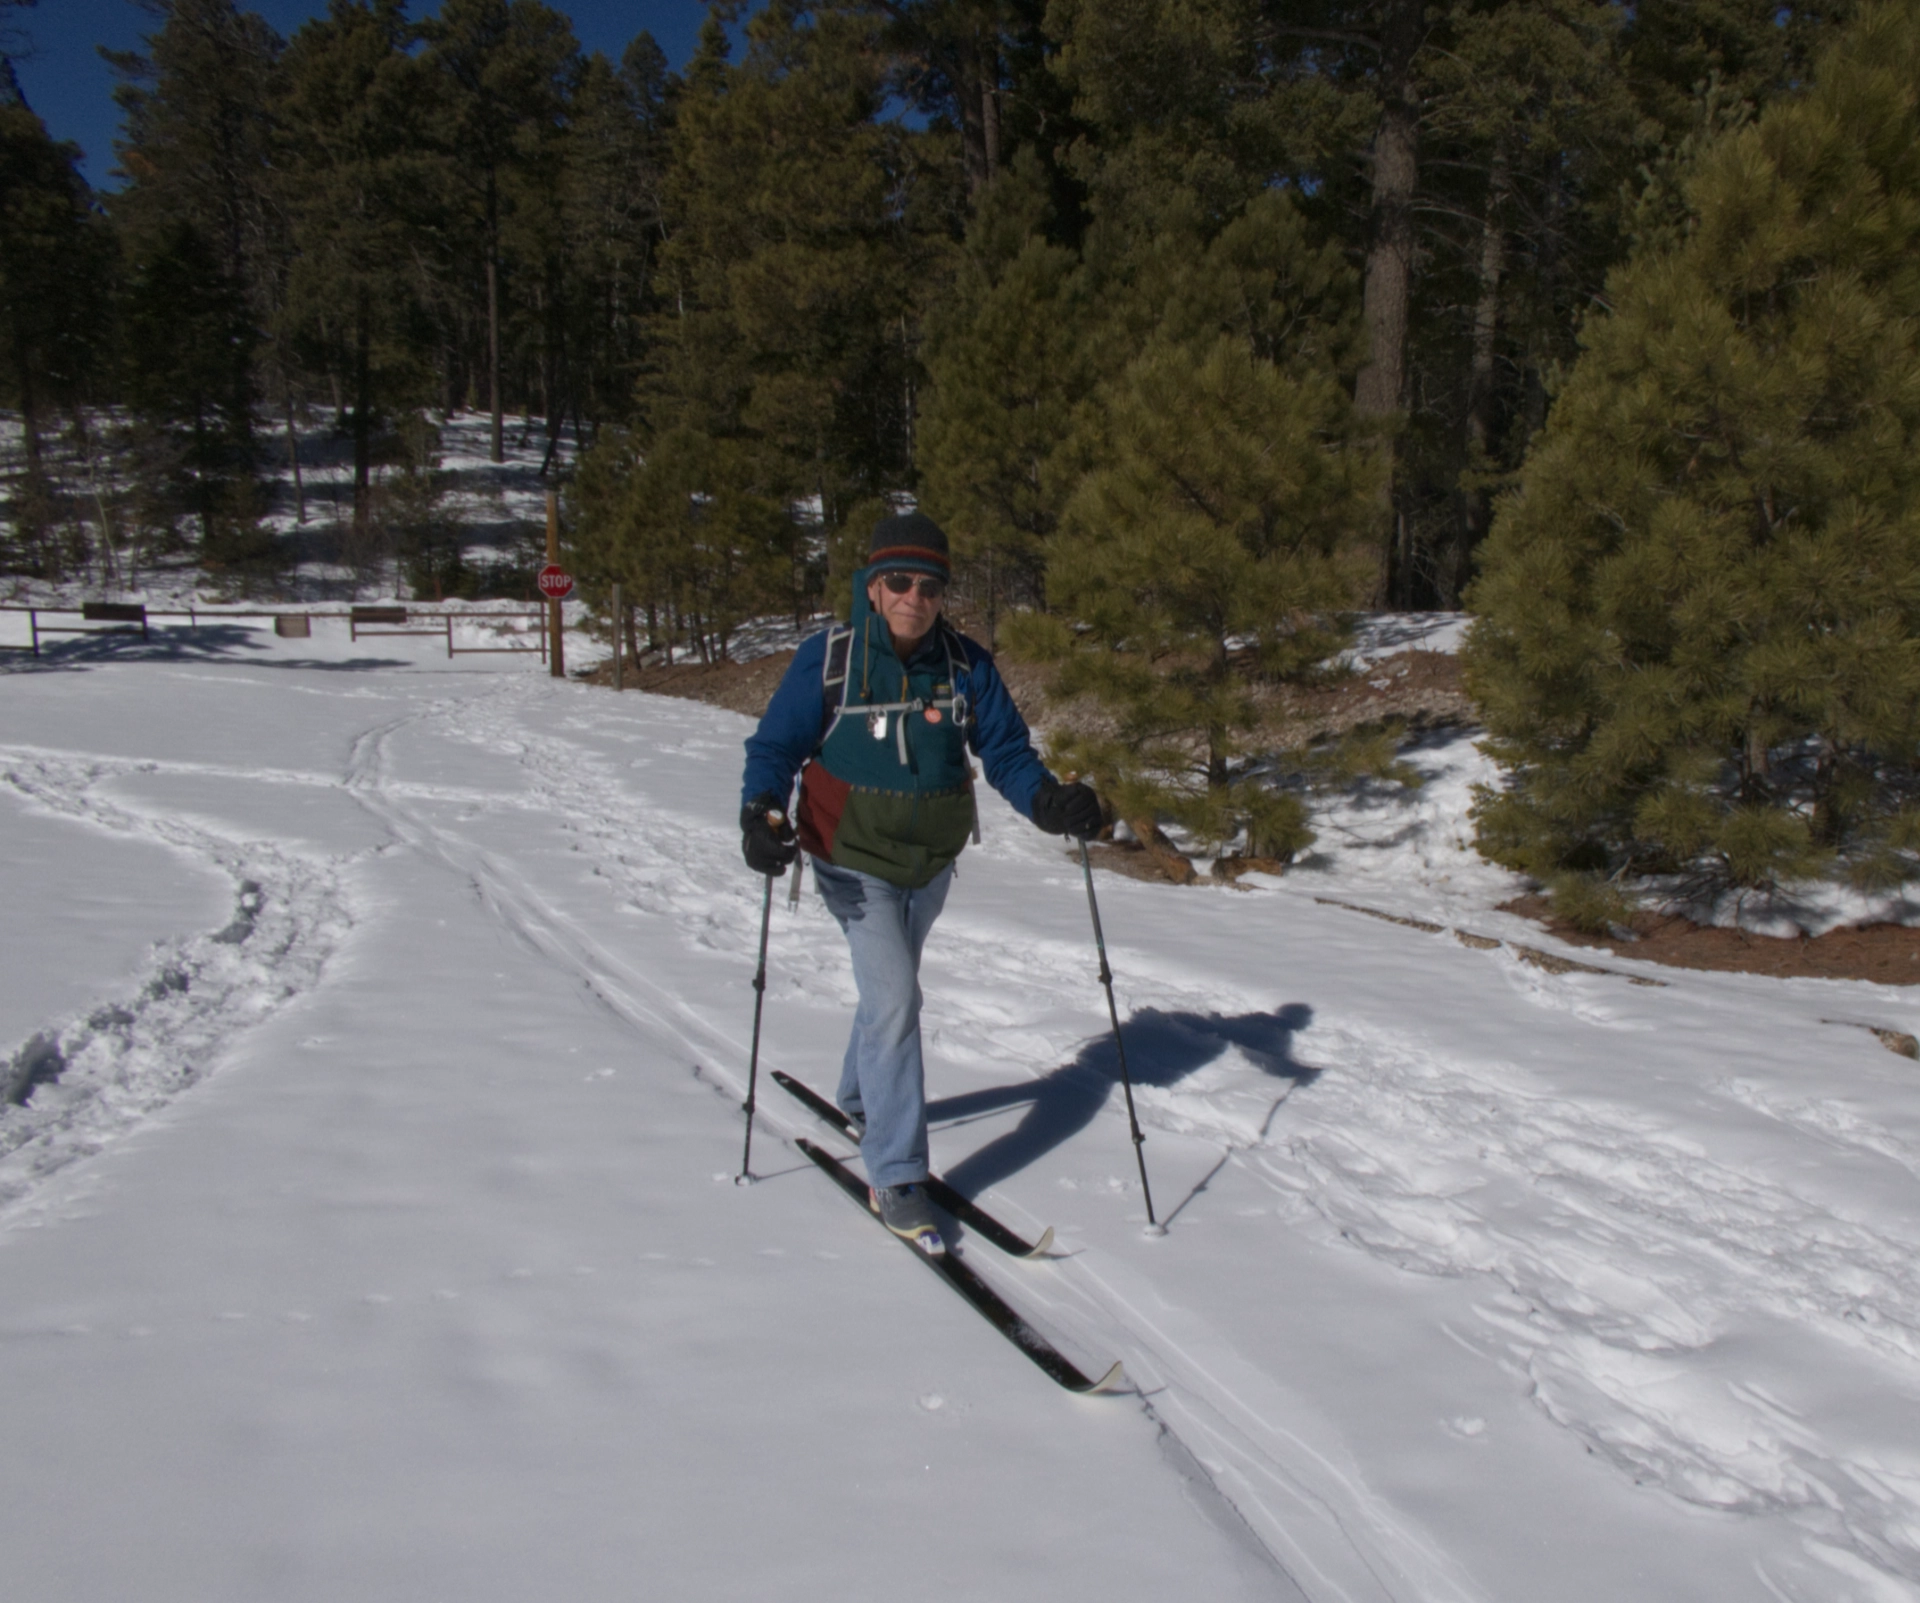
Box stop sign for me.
[537,563,575,601]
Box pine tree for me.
[1044,0,1859,608]
[568,422,792,664]
[280,0,443,573]
[646,2,956,512]
[1403,0,1643,606]
[2,2,37,110]
[422,0,580,465]
[0,103,109,577]
[918,151,1090,643]
[1625,0,1857,146]
[579,1,960,641]
[557,37,674,444]
[1008,191,1385,875]
[106,0,283,570]
[119,217,272,573]
[1464,0,1920,922]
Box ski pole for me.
[736,863,778,1185]
[1076,833,1162,1234]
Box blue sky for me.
[10,1,709,188]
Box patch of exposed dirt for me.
[989,648,1473,749]
[1261,649,1474,744]
[587,638,1473,750]
[1501,893,1920,986]
[1080,840,1187,883]
[582,649,799,720]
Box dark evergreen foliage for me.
[4,0,1910,897]
[0,102,110,576]
[1465,0,1920,920]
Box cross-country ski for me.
[797,1139,1124,1395]
[773,1070,1055,1259]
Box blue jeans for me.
[811,858,954,1189]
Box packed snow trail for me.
[0,744,350,1201]
[416,672,1920,1600]
[6,628,1920,1600]
[0,640,1290,1603]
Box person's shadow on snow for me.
[929,1004,1318,1200]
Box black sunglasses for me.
[879,572,946,600]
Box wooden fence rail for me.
[0,604,548,663]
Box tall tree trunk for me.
[985,540,997,652]
[10,310,52,562]
[980,39,1000,182]
[1523,152,1566,444]
[540,271,565,477]
[284,382,306,525]
[1452,144,1510,606]
[953,35,998,193]
[486,249,504,464]
[192,402,214,548]
[900,315,916,473]
[1355,0,1424,607]
[1465,149,1508,463]
[353,293,373,542]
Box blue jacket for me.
[741,620,1052,829]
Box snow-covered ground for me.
[7,622,1920,1602]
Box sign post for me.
[542,490,570,679]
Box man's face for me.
[867,570,945,650]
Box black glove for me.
[1032,778,1103,839]
[741,794,798,876]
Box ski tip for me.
[1080,1360,1129,1395]
[1024,1226,1056,1258]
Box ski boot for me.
[870,1182,944,1255]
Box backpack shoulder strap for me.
[938,620,974,735]
[819,623,856,737]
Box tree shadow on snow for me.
[0,626,411,674]
[931,1004,1318,1200]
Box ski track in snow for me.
[384,681,1920,1602]
[1259,1022,1920,1581]
[0,747,351,1211]
[12,669,1920,1598]
[334,683,1406,1603]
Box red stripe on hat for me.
[870,545,949,569]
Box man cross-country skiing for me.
[740,511,1101,1251]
